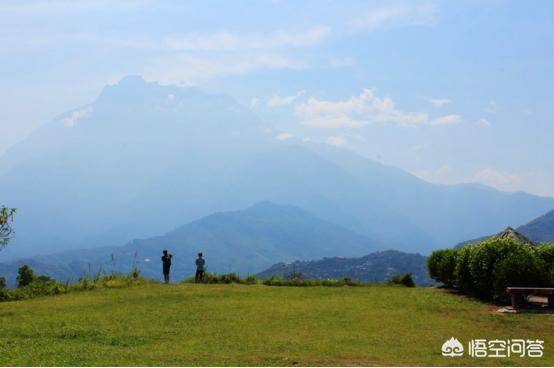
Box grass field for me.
[0,283,553,366]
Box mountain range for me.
[0,202,383,286]
[1,203,553,288]
[1,75,554,262]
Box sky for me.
[1,0,553,196]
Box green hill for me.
[257,250,433,286]
[0,283,552,366]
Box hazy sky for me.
[1,0,553,196]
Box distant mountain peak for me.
[516,208,554,244]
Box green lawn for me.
[0,283,553,366]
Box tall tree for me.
[0,206,16,250]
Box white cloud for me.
[430,98,450,107]
[163,26,330,52]
[275,132,295,141]
[4,26,330,85]
[0,0,143,13]
[60,106,93,128]
[352,4,436,31]
[430,114,462,126]
[327,136,347,146]
[267,90,305,107]
[249,97,259,109]
[478,118,491,126]
[142,52,305,85]
[412,165,455,184]
[413,165,554,197]
[472,168,521,189]
[485,100,497,114]
[411,143,427,153]
[302,115,368,128]
[296,88,458,128]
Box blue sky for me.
[1,0,553,196]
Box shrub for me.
[428,249,458,286]
[536,244,554,285]
[17,265,36,287]
[432,238,551,302]
[491,246,548,300]
[390,273,415,287]
[262,275,363,287]
[285,270,304,280]
[467,239,508,298]
[218,273,242,284]
[453,245,474,292]
[468,238,544,300]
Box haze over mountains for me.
[0,202,382,286]
[1,76,553,261]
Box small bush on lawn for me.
[390,273,416,287]
[183,273,261,285]
[262,275,364,287]
[0,266,149,302]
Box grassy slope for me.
[0,284,553,366]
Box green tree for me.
[1,206,16,250]
[17,265,36,288]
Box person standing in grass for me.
[161,250,172,284]
[195,252,205,283]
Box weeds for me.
[0,266,150,302]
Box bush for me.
[218,273,242,284]
[0,277,6,290]
[17,265,36,287]
[182,272,248,284]
[537,244,554,285]
[454,245,474,292]
[467,238,546,300]
[467,239,509,298]
[492,246,548,300]
[1,268,149,303]
[430,238,552,302]
[262,275,364,287]
[390,273,415,287]
[428,249,458,286]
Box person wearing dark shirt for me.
[195,252,205,283]
[161,250,172,284]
